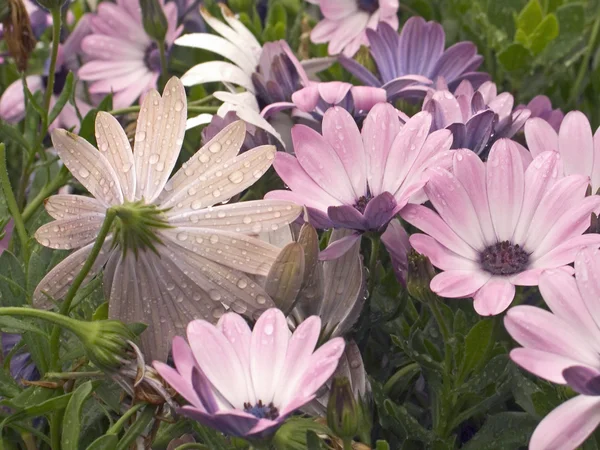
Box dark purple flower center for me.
[144,42,162,73]
[480,241,529,275]
[244,400,279,420]
[354,194,372,214]
[357,0,379,13]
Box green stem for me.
[106,403,145,435]
[367,235,381,294]
[174,444,211,450]
[22,165,70,222]
[50,411,62,450]
[188,94,215,106]
[157,40,169,82]
[569,10,600,106]
[0,144,29,265]
[0,307,81,331]
[49,208,117,370]
[43,7,62,114]
[45,371,104,380]
[342,438,353,450]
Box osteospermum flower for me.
[525,111,600,193]
[78,0,183,109]
[153,308,346,438]
[401,139,600,315]
[516,95,564,131]
[423,80,531,154]
[340,19,489,100]
[306,0,399,57]
[33,77,302,361]
[505,247,600,450]
[266,103,452,257]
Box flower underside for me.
[354,194,373,214]
[479,241,529,276]
[358,0,379,13]
[243,400,280,420]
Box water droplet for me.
[256,295,266,305]
[209,235,219,244]
[264,323,274,335]
[209,290,222,301]
[212,189,220,197]
[136,131,146,142]
[228,171,244,184]
[174,100,184,111]
[149,154,160,164]
[242,216,252,224]
[177,231,188,241]
[237,279,248,289]
[78,168,90,178]
[209,142,222,153]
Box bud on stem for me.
[327,377,359,443]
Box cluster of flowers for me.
[1,0,600,448]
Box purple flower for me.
[423,80,531,155]
[2,334,38,383]
[170,0,206,32]
[78,0,183,109]
[340,18,489,100]
[153,308,345,438]
[516,95,564,132]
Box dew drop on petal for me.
[136,131,146,142]
[228,171,244,184]
[209,142,221,153]
[242,216,252,224]
[174,100,184,112]
[237,279,248,289]
[78,168,90,178]
[209,290,222,301]
[209,235,219,244]
[256,295,266,305]
[177,231,188,241]
[149,154,160,164]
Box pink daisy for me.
[153,308,345,438]
[525,110,600,193]
[78,0,183,109]
[307,0,399,57]
[505,247,600,449]
[401,139,600,316]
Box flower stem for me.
[188,94,215,106]
[43,7,62,114]
[22,165,70,222]
[342,438,353,450]
[106,403,144,435]
[367,235,380,294]
[157,40,169,83]
[0,143,29,265]
[569,9,600,106]
[0,307,81,331]
[49,208,117,371]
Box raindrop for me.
[136,131,147,142]
[209,290,222,301]
[209,142,222,153]
[228,171,244,184]
[78,168,90,178]
[209,235,219,244]
[177,231,188,241]
[237,279,248,289]
[256,295,267,305]
[149,154,160,164]
[243,216,252,224]
[174,100,184,111]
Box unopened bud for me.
[140,0,168,42]
[79,320,135,372]
[327,377,359,440]
[407,250,437,304]
[2,0,37,71]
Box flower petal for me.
[44,195,106,219]
[35,215,104,250]
[563,366,600,396]
[524,117,558,158]
[430,270,491,298]
[410,234,477,271]
[472,277,515,315]
[509,348,587,384]
[559,111,594,178]
[181,61,255,93]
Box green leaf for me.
[0,367,21,398]
[516,0,544,35]
[21,81,47,125]
[27,251,47,295]
[456,355,510,394]
[498,43,533,71]
[0,317,47,336]
[0,251,26,307]
[0,123,31,153]
[85,435,119,450]
[92,302,109,321]
[376,441,391,450]
[459,319,494,381]
[305,431,324,450]
[1,392,71,431]
[48,72,75,126]
[116,406,156,450]
[529,13,559,54]
[62,381,93,450]
[462,412,539,450]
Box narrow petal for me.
[525,117,558,158]
[532,234,600,269]
[509,348,588,384]
[559,111,594,178]
[563,366,600,396]
[319,232,361,260]
[327,205,367,230]
[472,277,515,315]
[363,191,398,231]
[44,195,106,220]
[294,337,346,400]
[35,215,104,250]
[181,62,255,93]
[430,270,491,298]
[410,234,478,271]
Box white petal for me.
[181,62,255,93]
[162,145,276,211]
[133,77,187,202]
[35,215,105,250]
[95,112,136,201]
[160,228,279,276]
[161,121,246,203]
[218,4,262,58]
[186,114,213,130]
[234,106,285,146]
[51,129,124,206]
[44,194,106,220]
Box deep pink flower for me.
[525,111,600,193]
[401,139,600,316]
[153,308,345,438]
[505,247,600,450]
[78,0,183,109]
[266,103,452,258]
[307,0,399,56]
[516,95,564,131]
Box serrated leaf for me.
[529,14,559,54]
[498,43,532,71]
[456,355,510,394]
[517,0,544,35]
[462,412,539,450]
[0,251,26,307]
[62,381,93,450]
[49,72,75,126]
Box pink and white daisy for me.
[505,247,600,450]
[525,110,600,193]
[307,0,399,57]
[78,0,183,109]
[153,308,345,438]
[401,139,600,315]
[33,78,302,361]
[266,102,452,258]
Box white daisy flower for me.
[34,77,302,361]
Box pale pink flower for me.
[307,0,399,57]
[525,110,600,193]
[505,247,600,450]
[401,139,600,315]
[153,308,345,437]
[266,103,452,258]
[78,0,183,109]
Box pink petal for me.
[310,19,339,44]
[153,361,203,409]
[328,13,370,56]
[179,406,259,437]
[509,348,587,384]
[592,127,600,192]
[81,34,144,61]
[295,337,346,399]
[430,270,491,298]
[291,86,320,112]
[532,234,600,269]
[473,277,515,315]
[559,111,594,179]
[529,395,600,450]
[350,86,386,112]
[425,90,463,128]
[575,247,600,332]
[319,0,357,20]
[525,117,559,158]
[410,234,478,271]
[317,81,352,105]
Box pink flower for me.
[401,139,600,316]
[266,103,452,258]
[307,0,399,56]
[525,110,600,193]
[153,308,345,438]
[505,247,600,450]
[78,0,183,109]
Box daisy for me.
[33,77,302,361]
[505,247,600,450]
[401,140,600,316]
[77,0,183,109]
[525,110,600,193]
[340,18,489,100]
[153,308,346,438]
[423,80,531,155]
[266,103,452,258]
[306,0,399,57]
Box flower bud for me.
[79,320,135,373]
[140,0,168,42]
[407,250,437,304]
[2,0,37,71]
[327,377,359,440]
